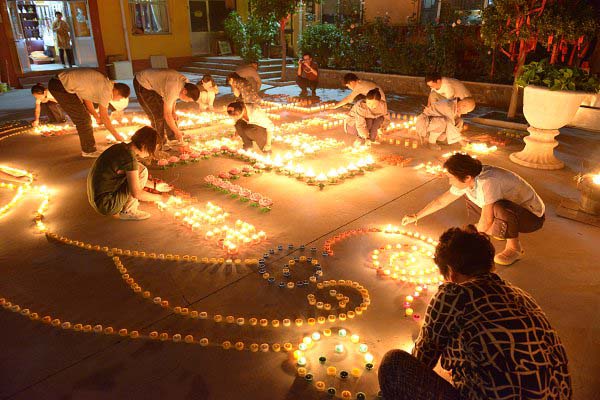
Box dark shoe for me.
[299,90,308,97]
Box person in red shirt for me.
[296,52,319,97]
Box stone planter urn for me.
[510,85,588,170]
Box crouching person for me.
[415,97,474,149]
[227,101,274,153]
[379,226,571,400]
[345,88,390,146]
[87,126,170,221]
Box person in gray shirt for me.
[402,153,545,265]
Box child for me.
[31,83,66,127]
[197,75,219,111]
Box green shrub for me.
[298,23,348,67]
[517,59,600,92]
[224,11,278,62]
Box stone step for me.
[181,66,282,80]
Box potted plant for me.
[509,60,600,169]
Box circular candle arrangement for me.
[292,328,380,399]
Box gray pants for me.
[345,116,384,141]
[48,77,96,153]
[466,198,545,239]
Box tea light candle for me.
[335,344,344,353]
[364,353,374,363]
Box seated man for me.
[31,83,66,127]
[196,74,219,111]
[133,68,200,148]
[379,226,571,400]
[227,72,261,104]
[227,101,274,153]
[235,62,261,93]
[296,52,319,97]
[345,88,390,145]
[87,126,170,221]
[426,72,473,107]
[415,97,475,149]
[402,153,545,265]
[333,73,385,109]
[48,68,130,157]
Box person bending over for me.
[345,88,390,146]
[402,153,545,265]
[415,97,475,149]
[235,62,261,93]
[332,73,385,109]
[87,126,171,221]
[48,68,130,157]
[425,72,474,107]
[196,75,219,111]
[227,73,261,104]
[296,53,319,97]
[379,226,571,400]
[31,83,66,127]
[133,68,200,148]
[227,101,274,153]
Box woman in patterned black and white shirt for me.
[379,226,571,400]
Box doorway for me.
[6,0,99,74]
[189,0,231,56]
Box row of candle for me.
[155,197,266,254]
[261,100,335,114]
[370,242,443,285]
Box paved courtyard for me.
[0,84,598,399]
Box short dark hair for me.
[343,73,359,85]
[425,72,442,83]
[201,74,215,84]
[31,83,45,95]
[443,153,483,182]
[131,126,159,155]
[227,72,241,83]
[302,52,312,58]
[113,83,131,98]
[55,11,62,16]
[365,88,381,101]
[226,101,245,116]
[434,225,495,279]
[184,83,200,102]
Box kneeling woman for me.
[87,126,169,220]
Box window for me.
[129,0,170,35]
[189,0,229,33]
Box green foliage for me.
[224,11,278,62]
[517,59,600,92]
[297,19,513,83]
[298,23,347,67]
[535,0,598,43]
[252,0,301,21]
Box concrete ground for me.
[0,83,599,400]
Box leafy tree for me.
[253,0,317,80]
[482,0,598,118]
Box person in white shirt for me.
[425,72,473,106]
[48,68,131,158]
[196,75,219,111]
[235,62,261,93]
[345,88,390,146]
[333,73,385,109]
[402,154,545,266]
[416,98,475,149]
[227,101,274,153]
[133,69,200,147]
[31,83,65,126]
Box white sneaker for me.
[118,209,151,221]
[81,150,103,158]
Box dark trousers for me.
[133,77,175,143]
[466,198,545,239]
[48,77,96,153]
[296,76,318,93]
[58,48,75,67]
[235,119,268,151]
[41,101,66,123]
[346,116,385,141]
[379,350,460,400]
